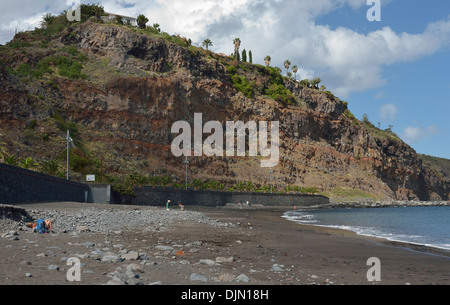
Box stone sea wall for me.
[0,163,89,204]
[131,186,330,207]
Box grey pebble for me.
[190,273,208,282]
[48,265,60,271]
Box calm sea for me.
[282,206,450,251]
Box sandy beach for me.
[0,202,449,286]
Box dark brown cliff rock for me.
[0,22,448,201]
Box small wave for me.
[282,211,318,224]
[282,210,450,251]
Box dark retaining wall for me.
[131,186,329,207]
[0,163,89,204]
[0,163,329,207]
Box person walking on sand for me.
[166,200,171,210]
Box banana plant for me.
[20,157,37,169]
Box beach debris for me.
[175,250,185,256]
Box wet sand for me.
[197,206,450,285]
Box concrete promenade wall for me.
[131,186,329,207]
[0,163,89,204]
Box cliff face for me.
[0,22,448,201]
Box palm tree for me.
[40,13,56,28]
[161,175,172,188]
[244,181,255,192]
[91,4,105,22]
[137,14,149,29]
[311,77,321,89]
[149,176,161,187]
[292,65,298,80]
[191,178,203,190]
[206,180,219,190]
[202,38,213,51]
[260,185,270,193]
[20,157,37,170]
[264,55,271,67]
[3,152,18,166]
[236,181,246,192]
[284,60,291,76]
[0,140,7,162]
[152,23,161,33]
[40,158,59,175]
[233,38,241,61]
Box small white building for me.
[101,13,137,26]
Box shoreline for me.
[215,205,450,258]
[195,205,450,284]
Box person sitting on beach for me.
[26,219,54,233]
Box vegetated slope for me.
[0,21,448,201]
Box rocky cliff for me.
[0,21,448,201]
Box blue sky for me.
[0,0,449,159]
[315,0,450,159]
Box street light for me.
[269,167,274,193]
[66,130,75,180]
[184,156,189,190]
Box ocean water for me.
[282,206,450,251]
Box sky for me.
[1,0,449,159]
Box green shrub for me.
[58,59,87,79]
[61,44,79,56]
[265,83,296,105]
[13,53,87,80]
[53,111,78,137]
[16,64,33,77]
[324,90,336,100]
[344,109,359,125]
[6,41,31,48]
[231,74,255,98]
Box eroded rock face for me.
[0,23,448,201]
[62,22,229,79]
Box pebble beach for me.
[0,202,449,286]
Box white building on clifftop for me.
[101,13,137,26]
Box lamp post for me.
[184,156,189,190]
[66,130,74,180]
[269,167,274,193]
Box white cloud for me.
[379,104,398,122]
[402,125,439,144]
[374,91,386,99]
[1,0,450,100]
